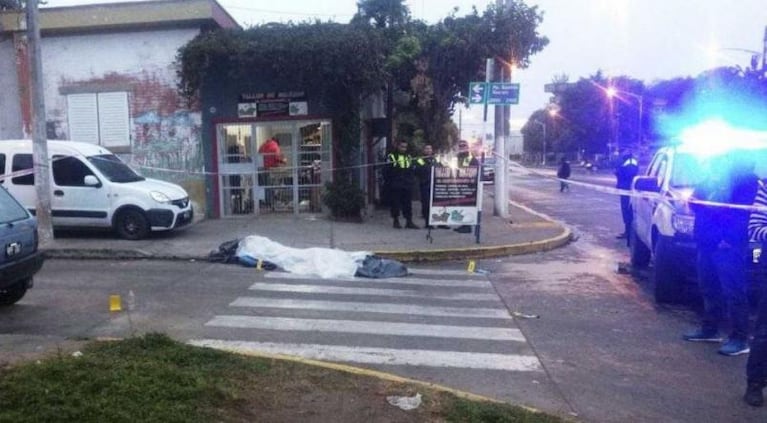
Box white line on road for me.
[189,339,542,371]
[205,315,524,341]
[248,283,500,301]
[265,272,492,288]
[406,268,487,278]
[230,297,512,319]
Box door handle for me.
[54,190,64,197]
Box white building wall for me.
[40,28,203,171]
[0,37,22,139]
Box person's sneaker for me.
[718,338,750,356]
[682,328,723,342]
[405,221,420,229]
[744,382,765,407]
[393,219,401,229]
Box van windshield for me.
[0,187,30,224]
[87,154,145,183]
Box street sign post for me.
[486,83,520,105]
[468,82,520,105]
[468,82,486,104]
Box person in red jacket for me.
[259,137,286,169]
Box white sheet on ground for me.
[236,235,370,279]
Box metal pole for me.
[638,95,643,146]
[542,122,546,165]
[762,26,767,71]
[27,0,53,245]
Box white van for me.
[0,140,193,240]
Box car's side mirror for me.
[83,175,101,187]
[633,176,660,193]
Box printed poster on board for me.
[428,165,480,226]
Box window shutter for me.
[67,93,99,144]
[97,92,130,148]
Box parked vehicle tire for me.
[115,209,150,240]
[630,227,651,268]
[0,280,29,306]
[653,236,685,303]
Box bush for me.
[322,178,365,221]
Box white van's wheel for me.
[115,209,150,240]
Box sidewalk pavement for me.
[43,192,572,262]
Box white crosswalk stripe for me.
[189,340,542,371]
[230,297,512,319]
[193,269,542,372]
[265,272,492,288]
[206,315,524,341]
[248,282,499,301]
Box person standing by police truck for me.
[385,140,419,229]
[615,150,639,240]
[745,178,767,406]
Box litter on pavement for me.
[386,393,422,410]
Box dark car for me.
[0,186,43,305]
[481,157,496,182]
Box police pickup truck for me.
[630,143,766,303]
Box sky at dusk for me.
[44,0,767,136]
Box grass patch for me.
[0,334,567,423]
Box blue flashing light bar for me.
[676,119,767,157]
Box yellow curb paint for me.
[375,227,572,262]
[109,295,122,312]
[203,343,543,414]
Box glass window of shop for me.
[216,120,332,216]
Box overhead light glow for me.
[677,119,767,157]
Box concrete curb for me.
[42,226,572,263]
[374,226,572,262]
[41,200,573,262]
[197,342,550,416]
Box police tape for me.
[4,149,765,215]
[490,152,767,214]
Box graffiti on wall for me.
[54,71,204,172]
[132,110,202,171]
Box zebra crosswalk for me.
[190,268,542,373]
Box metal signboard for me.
[486,83,520,105]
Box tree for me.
[0,0,22,10]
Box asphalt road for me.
[490,170,767,422]
[2,169,766,422]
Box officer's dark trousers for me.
[389,187,413,221]
[697,247,750,340]
[620,195,632,235]
[748,280,767,385]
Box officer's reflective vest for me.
[459,154,475,167]
[388,153,412,169]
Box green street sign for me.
[468,82,486,104]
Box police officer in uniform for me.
[615,149,639,240]
[385,140,419,229]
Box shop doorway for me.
[216,120,332,216]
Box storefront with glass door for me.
[215,119,332,217]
